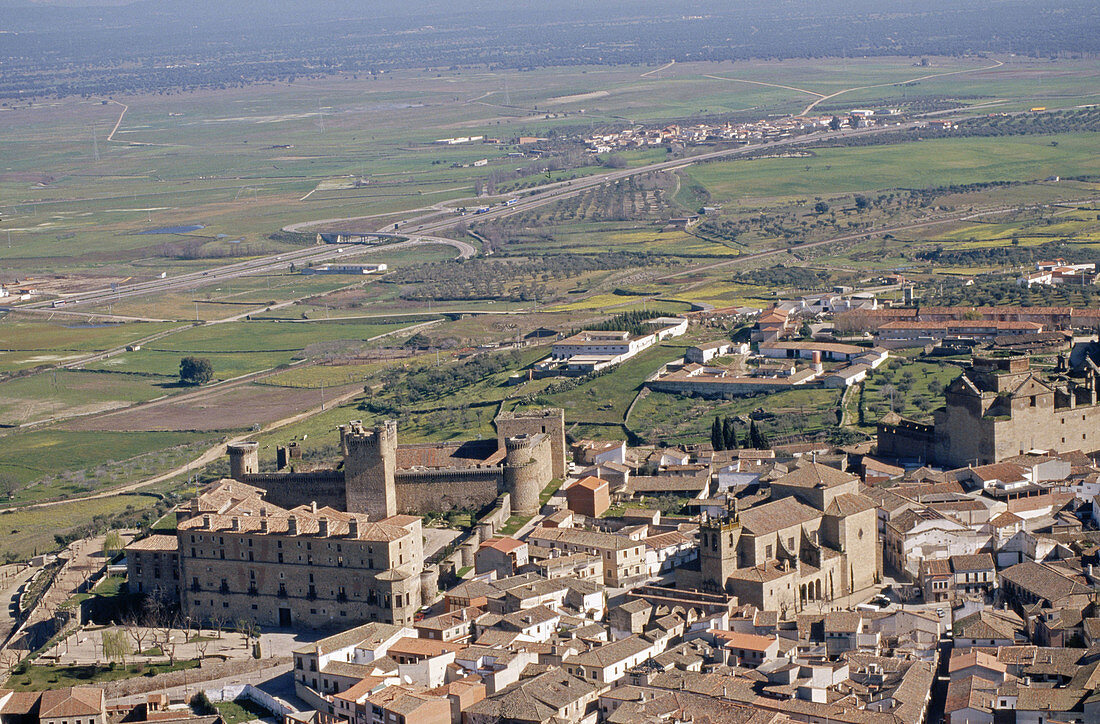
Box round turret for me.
[420,567,439,607]
[227,441,259,480]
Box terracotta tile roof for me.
[823,493,877,517]
[738,497,821,536]
[569,476,609,492]
[125,534,178,552]
[478,536,526,553]
[529,526,641,552]
[1000,561,1093,601]
[950,553,994,572]
[0,691,42,716]
[709,630,778,651]
[954,611,1023,641]
[294,621,406,656]
[948,649,1006,674]
[989,511,1024,528]
[944,675,997,716]
[395,440,503,470]
[773,461,858,489]
[38,687,104,718]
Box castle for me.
[227,408,565,518]
[675,462,880,617]
[878,354,1100,467]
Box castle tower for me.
[341,420,397,520]
[227,441,259,480]
[699,513,741,593]
[503,433,551,516]
[495,408,566,480]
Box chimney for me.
[203,515,211,529]
[318,517,329,537]
[311,501,318,514]
[231,517,239,531]
[348,518,359,538]
[260,518,268,534]
[287,515,298,536]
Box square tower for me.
[341,420,397,520]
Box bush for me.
[191,692,217,716]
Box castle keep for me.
[228,408,565,518]
[878,354,1100,467]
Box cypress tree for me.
[710,416,724,450]
[723,417,739,450]
[749,420,772,450]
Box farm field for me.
[686,133,1100,204]
[0,493,160,563]
[63,380,359,432]
[0,428,214,504]
[85,318,420,379]
[0,370,169,426]
[1,56,1097,281]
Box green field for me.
[0,493,161,561]
[629,386,842,447]
[0,428,214,503]
[86,318,418,379]
[0,370,168,425]
[687,133,1100,203]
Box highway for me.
[11,236,474,312]
[7,121,922,313]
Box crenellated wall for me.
[230,410,561,518]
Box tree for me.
[710,417,724,451]
[0,474,19,500]
[102,530,123,560]
[828,116,843,131]
[814,201,830,215]
[855,195,869,211]
[179,356,213,386]
[722,417,739,450]
[101,629,130,664]
[603,154,627,169]
[190,693,217,716]
[748,420,771,450]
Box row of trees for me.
[710,416,771,450]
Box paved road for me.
[6,121,926,317]
[0,567,36,648]
[10,237,471,313]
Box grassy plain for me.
[0,428,213,500]
[687,133,1100,204]
[0,493,161,561]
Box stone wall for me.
[343,420,398,519]
[393,468,504,514]
[241,471,346,511]
[496,408,566,480]
[876,419,935,462]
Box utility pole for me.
[92,125,100,162]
